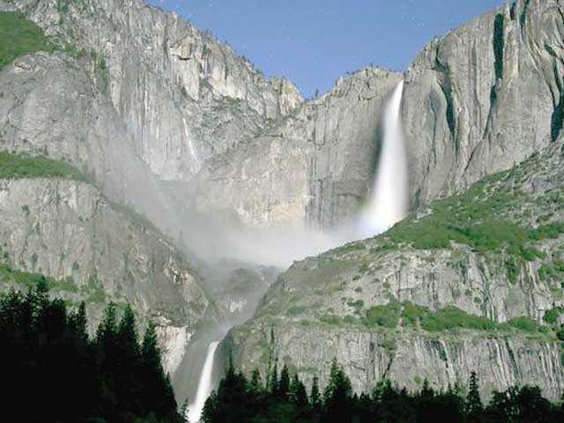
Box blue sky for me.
[148,0,507,98]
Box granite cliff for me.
[403,0,564,207]
[0,0,562,405]
[226,139,564,399]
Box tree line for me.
[0,280,182,422]
[202,359,564,422]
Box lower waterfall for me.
[187,341,220,423]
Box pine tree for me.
[140,322,178,419]
[116,304,141,415]
[311,375,321,410]
[69,301,88,341]
[277,364,290,398]
[96,302,117,347]
[421,379,434,398]
[289,373,309,408]
[267,361,279,394]
[249,369,263,396]
[95,303,119,418]
[180,398,189,422]
[117,304,139,355]
[466,371,483,422]
[323,360,353,421]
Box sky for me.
[148,0,507,98]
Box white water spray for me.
[360,80,408,236]
[187,341,220,423]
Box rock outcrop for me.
[226,140,564,399]
[403,0,564,207]
[188,68,402,228]
[0,175,213,375]
[1,0,302,182]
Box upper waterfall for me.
[360,80,408,236]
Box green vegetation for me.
[420,306,496,332]
[552,95,563,141]
[0,263,78,293]
[0,151,87,181]
[0,262,110,304]
[543,307,563,325]
[0,263,54,290]
[364,301,401,328]
[0,12,55,69]
[203,361,563,422]
[84,275,107,303]
[402,302,432,326]
[380,158,563,281]
[336,242,366,254]
[321,300,551,336]
[500,317,544,333]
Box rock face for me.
[403,0,564,207]
[1,0,302,182]
[227,324,562,401]
[0,0,562,405]
[188,68,402,228]
[1,0,561,230]
[0,176,212,375]
[226,140,564,399]
[0,50,181,236]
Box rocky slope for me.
[226,139,564,399]
[169,0,564,230]
[0,0,562,404]
[403,0,564,207]
[4,0,560,233]
[0,158,214,375]
[1,0,301,182]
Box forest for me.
[0,280,182,422]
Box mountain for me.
[187,67,401,229]
[0,0,303,404]
[0,152,213,375]
[403,0,564,207]
[222,0,564,400]
[226,137,564,400]
[0,0,562,407]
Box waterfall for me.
[360,80,408,236]
[187,341,220,423]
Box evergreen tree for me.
[96,302,117,347]
[311,375,321,409]
[116,304,142,417]
[516,385,553,422]
[69,301,88,341]
[466,371,483,422]
[267,358,279,394]
[249,368,264,397]
[290,373,309,407]
[180,398,189,422]
[140,322,178,419]
[0,284,181,422]
[323,360,353,422]
[277,363,290,398]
